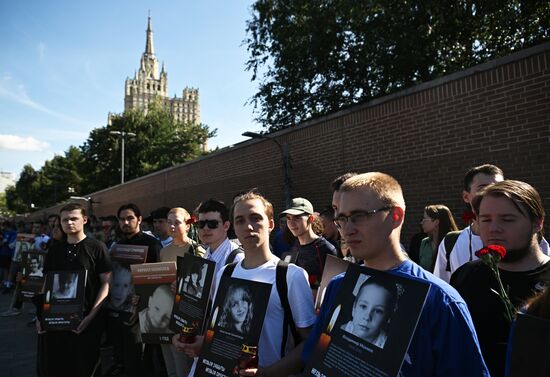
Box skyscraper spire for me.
[145,14,155,56]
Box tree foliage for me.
[6,104,215,212]
[245,0,550,131]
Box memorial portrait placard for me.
[132,262,177,344]
[304,263,430,377]
[41,270,87,331]
[19,251,46,300]
[170,254,216,335]
[106,244,148,321]
[194,277,271,377]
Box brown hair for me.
[59,203,86,217]
[231,191,274,221]
[524,286,550,319]
[472,180,545,237]
[340,172,405,208]
[424,204,459,246]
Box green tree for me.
[245,0,550,131]
[81,103,215,192]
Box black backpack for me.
[443,231,461,272]
[222,260,301,358]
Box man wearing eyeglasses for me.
[197,199,243,277]
[38,202,112,377]
[258,172,489,376]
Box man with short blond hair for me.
[266,172,489,376]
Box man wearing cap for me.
[282,198,338,289]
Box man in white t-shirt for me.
[197,199,243,277]
[173,192,316,374]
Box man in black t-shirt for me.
[451,180,550,377]
[39,202,112,377]
[106,203,163,377]
[281,197,337,289]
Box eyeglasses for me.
[197,220,220,229]
[334,207,392,229]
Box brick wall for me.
[33,42,550,244]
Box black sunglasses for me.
[197,220,220,229]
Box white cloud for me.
[0,134,49,151]
[0,74,93,127]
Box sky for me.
[0,0,261,180]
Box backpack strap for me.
[276,259,301,358]
[444,231,461,272]
[225,247,244,265]
[222,261,238,278]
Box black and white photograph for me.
[181,260,208,299]
[217,283,254,335]
[19,251,47,300]
[304,263,430,377]
[339,274,400,349]
[26,254,44,277]
[52,272,79,299]
[106,261,135,314]
[138,284,173,334]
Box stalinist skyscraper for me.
[122,16,200,124]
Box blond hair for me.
[168,207,191,220]
[231,191,274,221]
[340,172,406,208]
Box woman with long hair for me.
[419,204,458,272]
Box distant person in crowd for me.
[32,221,50,251]
[101,215,118,250]
[451,180,550,377]
[340,275,398,348]
[434,164,504,282]
[107,262,134,312]
[152,206,174,248]
[218,284,254,335]
[197,199,243,278]
[319,206,342,256]
[407,226,427,265]
[0,221,17,293]
[282,198,337,289]
[418,204,459,272]
[38,202,111,377]
[52,272,78,299]
[260,172,489,376]
[272,216,291,257]
[139,284,173,334]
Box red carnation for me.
[475,244,506,260]
[186,216,197,225]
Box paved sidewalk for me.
[0,291,37,377]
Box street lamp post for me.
[109,131,136,184]
[242,131,292,208]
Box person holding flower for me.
[451,180,550,377]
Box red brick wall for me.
[33,43,550,245]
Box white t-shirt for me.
[189,256,316,375]
[434,225,550,283]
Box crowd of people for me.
[0,163,549,377]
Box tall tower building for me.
[123,16,200,124]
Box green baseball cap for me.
[280,198,314,216]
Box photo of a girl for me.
[218,284,254,335]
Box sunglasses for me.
[197,220,220,229]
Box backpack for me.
[222,260,301,358]
[443,231,462,272]
[224,246,244,265]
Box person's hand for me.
[73,314,93,334]
[172,334,204,358]
[131,294,140,306]
[123,305,138,326]
[35,318,46,334]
